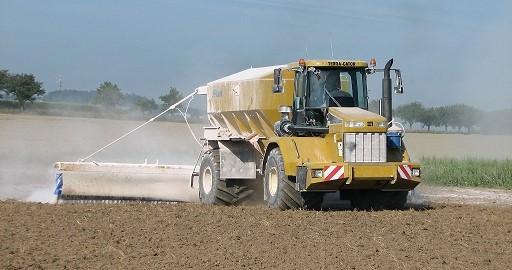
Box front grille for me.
[343,133,386,162]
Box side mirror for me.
[273,68,283,93]
[394,70,404,94]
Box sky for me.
[1,0,511,110]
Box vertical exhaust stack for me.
[382,59,394,124]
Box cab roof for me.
[208,59,368,85]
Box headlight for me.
[312,169,323,178]
[412,168,421,177]
[345,121,364,128]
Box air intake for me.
[343,133,386,162]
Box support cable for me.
[177,94,202,147]
[79,90,198,162]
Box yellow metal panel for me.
[306,162,419,189]
[270,136,341,176]
[351,164,396,180]
[268,138,300,175]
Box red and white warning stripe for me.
[323,165,345,181]
[398,164,413,180]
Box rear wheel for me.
[198,149,258,205]
[264,148,324,210]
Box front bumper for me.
[297,162,421,191]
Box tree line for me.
[393,102,511,134]
[89,81,184,115]
[3,70,511,134]
[0,69,185,115]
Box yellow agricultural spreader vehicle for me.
[55,58,421,210]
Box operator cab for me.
[293,65,368,127]
[307,68,367,109]
[273,58,404,137]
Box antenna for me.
[305,46,309,58]
[330,38,334,59]
[57,75,63,90]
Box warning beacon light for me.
[369,58,377,68]
[298,58,306,67]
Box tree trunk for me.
[427,125,431,132]
[18,101,25,112]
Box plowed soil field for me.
[1,202,511,269]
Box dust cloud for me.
[2,113,512,203]
[403,133,512,161]
[0,114,203,202]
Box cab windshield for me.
[307,68,368,109]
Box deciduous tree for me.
[93,81,122,108]
[451,104,480,133]
[434,106,453,132]
[394,102,423,128]
[3,73,45,111]
[417,107,435,132]
[159,86,183,109]
[135,97,158,114]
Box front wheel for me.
[264,148,324,210]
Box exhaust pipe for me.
[382,59,393,124]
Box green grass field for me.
[420,157,512,189]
